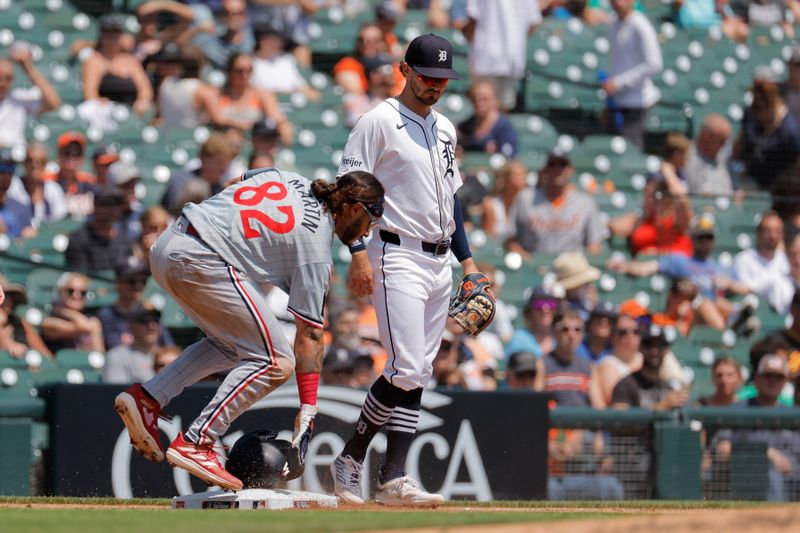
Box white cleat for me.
[331,454,365,504]
[375,476,445,507]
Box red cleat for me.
[114,384,165,462]
[166,433,243,492]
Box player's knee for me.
[383,372,424,391]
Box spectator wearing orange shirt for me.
[332,23,404,96]
[611,177,694,258]
[374,0,405,60]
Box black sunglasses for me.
[66,288,88,298]
[361,199,384,218]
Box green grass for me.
[0,497,786,533]
[0,507,604,533]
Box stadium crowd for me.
[4,0,800,500]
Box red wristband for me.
[296,372,319,406]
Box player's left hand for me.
[289,403,317,468]
[448,272,496,336]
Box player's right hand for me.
[347,251,373,296]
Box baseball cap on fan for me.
[92,145,119,166]
[404,33,460,80]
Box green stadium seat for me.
[0,350,27,369]
[86,274,117,309]
[508,114,559,152]
[26,268,65,308]
[24,268,62,308]
[670,335,701,365]
[0,369,39,399]
[54,348,104,371]
[30,366,81,386]
[0,254,39,285]
[12,232,68,266]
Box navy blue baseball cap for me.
[404,33,460,80]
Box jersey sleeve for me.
[337,110,384,175]
[286,262,332,329]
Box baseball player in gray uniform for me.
[114,168,384,491]
[331,34,480,506]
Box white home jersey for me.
[337,98,463,243]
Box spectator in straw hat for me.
[554,251,601,321]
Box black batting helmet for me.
[225,429,302,489]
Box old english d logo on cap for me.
[404,33,460,80]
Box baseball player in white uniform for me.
[331,34,480,506]
[114,168,384,491]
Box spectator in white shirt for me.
[250,25,319,101]
[0,46,61,149]
[771,232,800,313]
[7,143,67,228]
[734,211,788,300]
[602,0,663,150]
[685,113,734,197]
[463,0,541,111]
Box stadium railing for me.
[549,407,800,502]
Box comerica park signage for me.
[45,384,548,500]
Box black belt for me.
[379,230,451,256]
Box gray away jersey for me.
[183,168,333,327]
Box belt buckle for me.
[433,239,451,256]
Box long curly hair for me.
[311,171,384,215]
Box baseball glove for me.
[448,272,496,336]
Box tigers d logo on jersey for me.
[439,136,455,180]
